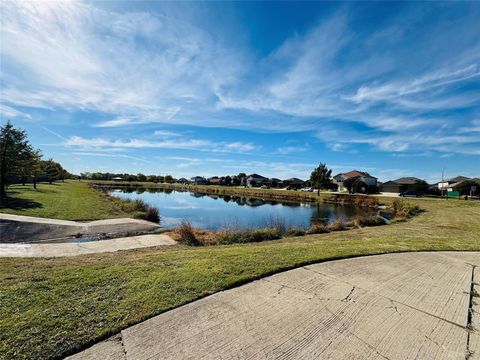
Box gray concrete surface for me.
[66,251,480,360]
[0,234,176,257]
[0,213,160,243]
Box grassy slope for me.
[0,181,132,221]
[0,198,479,359]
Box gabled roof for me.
[284,177,305,183]
[334,170,377,179]
[247,173,267,179]
[391,177,422,185]
[446,176,470,183]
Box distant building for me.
[283,177,305,189]
[112,177,123,182]
[382,177,423,193]
[333,170,377,192]
[177,178,191,184]
[437,176,471,191]
[270,178,284,188]
[208,177,223,185]
[246,174,269,187]
[190,176,207,185]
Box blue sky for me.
[1,1,479,182]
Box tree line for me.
[81,172,175,183]
[0,122,70,203]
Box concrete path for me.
[0,213,160,243]
[67,252,480,360]
[0,234,176,257]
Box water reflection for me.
[108,187,371,230]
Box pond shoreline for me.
[91,182,380,208]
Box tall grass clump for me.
[327,219,347,231]
[347,214,385,228]
[264,215,289,235]
[216,228,281,245]
[390,199,420,219]
[177,220,200,246]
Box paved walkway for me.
[0,234,176,257]
[67,251,480,360]
[0,213,160,243]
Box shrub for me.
[177,220,200,246]
[327,219,346,231]
[216,230,244,244]
[249,228,281,242]
[264,215,289,235]
[390,199,420,219]
[216,228,281,244]
[145,206,160,223]
[308,223,330,234]
[284,227,307,237]
[348,214,385,228]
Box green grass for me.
[0,181,135,221]
[1,197,479,359]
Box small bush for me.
[308,223,330,234]
[284,227,307,237]
[178,220,200,246]
[145,206,160,223]
[132,211,147,219]
[348,214,385,228]
[390,199,420,219]
[327,219,346,231]
[264,216,289,235]
[249,228,281,242]
[216,228,281,244]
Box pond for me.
[108,187,373,230]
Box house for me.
[190,176,207,185]
[283,178,305,189]
[382,177,423,193]
[177,178,190,184]
[246,174,270,187]
[208,177,223,185]
[437,176,471,191]
[111,177,123,182]
[333,170,377,192]
[270,178,284,188]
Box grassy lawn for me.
[0,197,479,359]
[0,181,134,221]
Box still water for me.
[108,187,370,230]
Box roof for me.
[112,177,123,180]
[446,176,470,183]
[284,177,305,183]
[391,177,423,185]
[247,173,267,179]
[334,170,377,179]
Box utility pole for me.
[441,167,446,199]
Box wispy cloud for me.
[63,136,259,154]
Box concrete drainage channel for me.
[0,213,177,257]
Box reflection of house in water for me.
[244,198,266,207]
[191,192,206,198]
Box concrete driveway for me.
[67,252,480,360]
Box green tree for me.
[0,121,34,202]
[412,180,429,194]
[164,175,174,183]
[43,159,64,184]
[30,150,43,189]
[310,163,332,195]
